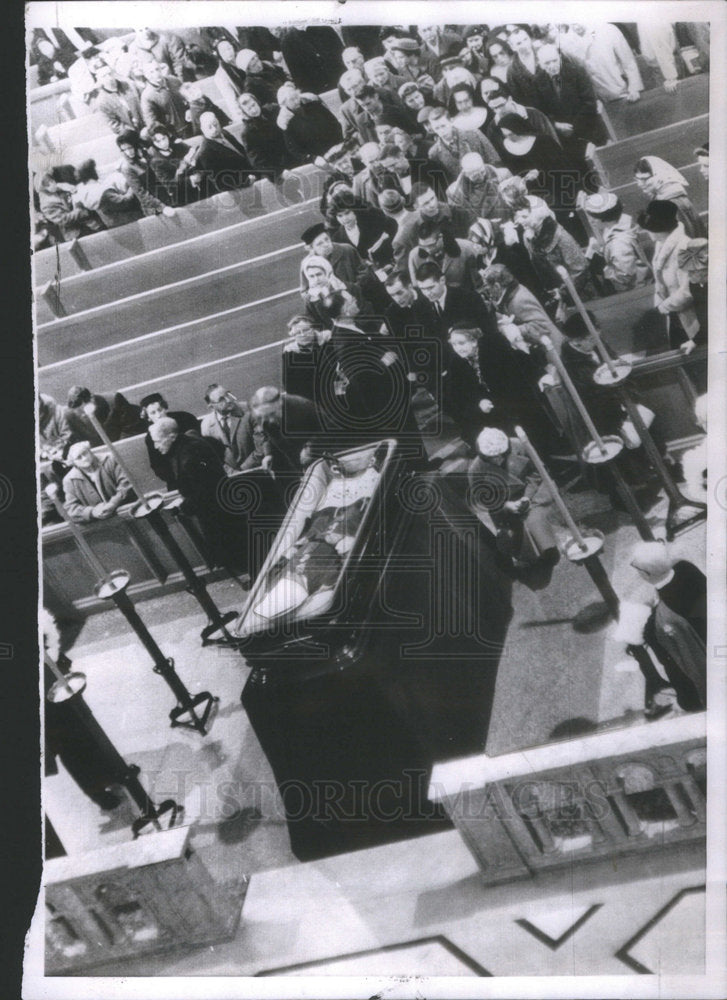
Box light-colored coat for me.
[63,454,132,523]
[199,407,258,474]
[652,223,699,337]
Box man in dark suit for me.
[534,44,609,149]
[139,392,199,489]
[199,383,263,475]
[148,417,251,574]
[277,84,343,164]
[414,260,496,344]
[191,112,255,195]
[248,386,323,475]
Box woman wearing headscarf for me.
[518,205,593,300]
[634,156,706,238]
[237,48,288,107]
[301,255,368,328]
[212,38,248,122]
[638,199,701,350]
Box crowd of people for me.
[32,22,708,245]
[38,21,710,720]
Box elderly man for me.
[192,112,255,194]
[427,107,500,185]
[534,44,609,148]
[139,392,198,488]
[139,60,190,137]
[92,62,143,135]
[199,383,263,475]
[417,24,463,62]
[338,68,374,143]
[447,152,508,222]
[62,441,134,523]
[249,387,322,475]
[148,417,251,574]
[277,83,343,164]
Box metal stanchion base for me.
[131,798,184,838]
[563,532,605,562]
[581,435,624,464]
[169,691,219,735]
[593,360,633,388]
[200,610,240,646]
[666,501,707,540]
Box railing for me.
[429,712,706,885]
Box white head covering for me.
[235,48,258,72]
[301,254,334,280]
[641,156,689,189]
[630,540,673,578]
[476,427,510,457]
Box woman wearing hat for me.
[638,199,701,350]
[583,192,652,293]
[467,426,559,568]
[634,157,706,239]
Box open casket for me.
[230,440,398,644]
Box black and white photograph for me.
[19,1,727,997]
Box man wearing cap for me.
[427,107,501,185]
[584,192,651,292]
[467,426,558,568]
[62,442,134,524]
[629,541,706,710]
[299,222,369,294]
[388,37,440,89]
[277,83,343,164]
